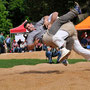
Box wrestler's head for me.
[24,21,35,32]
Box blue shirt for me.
[5,38,11,44]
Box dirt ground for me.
[0,51,90,90]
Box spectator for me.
[86,36,90,49]
[35,43,43,51]
[46,46,68,65]
[81,32,88,38]
[81,37,88,48]
[0,32,5,54]
[12,40,20,53]
[5,35,11,52]
[86,36,90,45]
[17,39,22,47]
[23,40,28,52]
[43,44,47,51]
[20,41,27,52]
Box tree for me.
[7,0,89,28]
[0,0,12,35]
[8,0,26,27]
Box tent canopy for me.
[75,16,90,30]
[10,20,27,33]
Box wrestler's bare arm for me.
[27,38,39,50]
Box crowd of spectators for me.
[0,32,28,54]
[12,39,27,53]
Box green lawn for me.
[0,59,87,68]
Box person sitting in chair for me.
[46,46,68,66]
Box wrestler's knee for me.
[66,37,74,50]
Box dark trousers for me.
[0,43,5,53]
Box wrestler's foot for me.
[59,47,70,63]
[49,61,54,64]
[56,61,60,64]
[74,2,82,14]
[62,59,69,66]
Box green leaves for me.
[0,0,12,34]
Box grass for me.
[0,59,87,68]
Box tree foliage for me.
[8,0,26,27]
[8,0,90,25]
[0,0,12,35]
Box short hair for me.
[24,21,30,28]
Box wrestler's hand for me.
[47,23,52,30]
[34,38,39,45]
[44,21,50,28]
[43,16,50,28]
